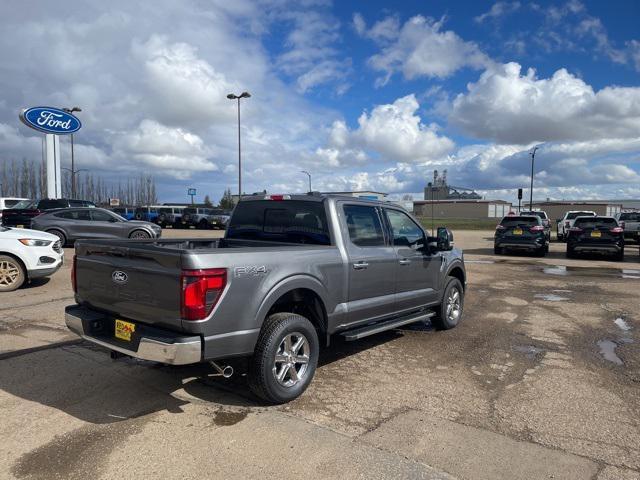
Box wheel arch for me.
[447,265,466,291]
[257,276,329,340]
[45,228,68,243]
[0,251,27,280]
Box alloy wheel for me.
[272,332,310,388]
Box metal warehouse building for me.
[530,201,623,221]
[413,199,513,219]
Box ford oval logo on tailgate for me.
[112,271,128,285]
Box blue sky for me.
[1,0,639,203]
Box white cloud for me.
[450,62,640,144]
[327,95,454,164]
[132,35,238,126]
[474,2,521,24]
[364,15,492,85]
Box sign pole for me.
[45,134,62,199]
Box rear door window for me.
[55,209,90,220]
[38,199,68,210]
[343,205,385,247]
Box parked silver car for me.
[31,208,162,246]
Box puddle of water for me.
[614,317,631,331]
[513,345,544,359]
[597,340,623,365]
[534,293,568,302]
[540,265,640,279]
[542,265,568,276]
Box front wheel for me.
[248,313,319,404]
[0,255,26,292]
[432,277,464,330]
[46,229,66,247]
[129,230,150,239]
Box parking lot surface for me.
[1,229,639,479]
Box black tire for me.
[614,249,624,262]
[494,245,502,255]
[46,229,66,247]
[535,246,546,257]
[134,212,143,220]
[197,219,209,230]
[0,255,26,292]
[432,277,464,331]
[566,247,576,258]
[248,312,319,404]
[129,229,150,239]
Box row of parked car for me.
[494,209,637,261]
[111,206,231,229]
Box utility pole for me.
[301,170,312,192]
[227,92,251,199]
[62,107,82,198]
[529,146,538,211]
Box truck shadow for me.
[0,330,411,422]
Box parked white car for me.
[556,210,596,242]
[0,226,63,291]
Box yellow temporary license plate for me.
[115,319,135,341]
[17,225,24,229]
[513,228,523,235]
[591,230,602,238]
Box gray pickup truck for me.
[65,193,466,403]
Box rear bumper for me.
[572,244,622,253]
[495,241,544,250]
[65,304,202,365]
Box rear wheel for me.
[614,249,624,262]
[248,313,319,404]
[494,245,502,255]
[432,277,464,330]
[566,247,576,258]
[46,229,66,247]
[0,255,26,292]
[197,219,209,230]
[129,230,150,239]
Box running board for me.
[340,311,435,341]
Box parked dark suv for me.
[521,210,551,242]
[566,216,624,260]
[1,198,95,228]
[494,215,548,256]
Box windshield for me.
[567,211,595,220]
[500,216,540,227]
[574,217,617,228]
[227,200,330,245]
[10,200,35,209]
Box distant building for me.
[530,200,623,220]
[413,199,513,219]
[424,169,481,200]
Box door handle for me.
[399,259,411,265]
[353,262,369,270]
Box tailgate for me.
[75,241,185,331]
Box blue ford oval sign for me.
[19,107,82,135]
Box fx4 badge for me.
[234,266,267,277]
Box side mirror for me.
[436,227,454,251]
[411,236,426,251]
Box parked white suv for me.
[0,226,63,291]
[556,211,596,242]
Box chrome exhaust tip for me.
[210,361,234,378]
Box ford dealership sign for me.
[19,106,82,135]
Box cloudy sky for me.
[1,0,639,203]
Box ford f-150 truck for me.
[65,193,466,403]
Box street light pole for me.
[529,146,539,211]
[226,92,251,200]
[62,107,82,198]
[301,170,311,192]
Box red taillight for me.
[529,225,545,232]
[496,224,505,231]
[181,268,227,320]
[610,227,624,233]
[71,255,77,293]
